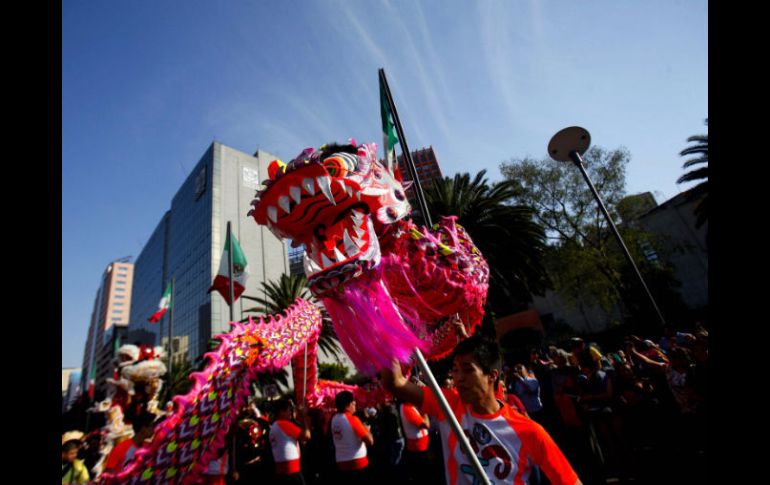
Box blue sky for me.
[62,0,707,367]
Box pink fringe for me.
[321,268,427,375]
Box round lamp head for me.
[548,126,591,162]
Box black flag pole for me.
[227,221,235,323]
[378,68,491,485]
[167,277,175,383]
[378,69,433,228]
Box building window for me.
[195,165,208,200]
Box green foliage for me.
[500,146,685,331]
[159,358,194,404]
[318,362,350,382]
[253,368,290,390]
[241,273,343,360]
[678,119,708,229]
[343,372,371,386]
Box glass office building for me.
[127,142,289,365]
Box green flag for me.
[380,76,399,169]
[208,231,249,305]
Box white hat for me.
[62,430,85,446]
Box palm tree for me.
[159,358,194,404]
[678,119,708,228]
[241,273,343,360]
[424,170,549,319]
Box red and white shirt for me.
[400,403,429,452]
[269,419,302,475]
[420,388,578,485]
[330,412,369,470]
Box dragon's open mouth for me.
[304,206,381,294]
[250,162,383,295]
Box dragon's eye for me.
[323,156,347,177]
[323,153,358,178]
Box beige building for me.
[80,260,134,400]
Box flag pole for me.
[168,277,175,384]
[379,68,432,227]
[302,343,308,409]
[227,221,235,323]
[378,68,491,485]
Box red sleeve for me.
[419,387,460,421]
[507,394,527,415]
[529,423,578,485]
[104,440,131,472]
[402,404,426,427]
[346,414,369,439]
[277,420,302,440]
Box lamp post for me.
[548,126,666,329]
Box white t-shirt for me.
[331,412,369,470]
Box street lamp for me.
[548,126,666,329]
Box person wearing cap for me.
[62,431,89,485]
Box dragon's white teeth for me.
[321,253,333,269]
[346,186,353,197]
[278,196,291,214]
[351,210,364,224]
[302,177,316,196]
[353,226,366,238]
[343,230,359,256]
[316,176,335,205]
[355,190,361,201]
[336,179,346,192]
[333,246,346,262]
[267,206,278,223]
[289,186,302,204]
[303,252,322,275]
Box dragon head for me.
[250,141,410,296]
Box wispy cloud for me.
[389,0,455,145]
[478,1,519,130]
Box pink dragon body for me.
[251,141,489,373]
[100,141,489,483]
[97,299,323,484]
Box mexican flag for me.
[380,74,399,170]
[87,360,96,400]
[148,282,172,323]
[208,231,249,305]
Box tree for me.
[159,358,194,404]
[241,273,343,360]
[500,146,685,331]
[424,171,549,326]
[678,119,708,229]
[318,362,350,382]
